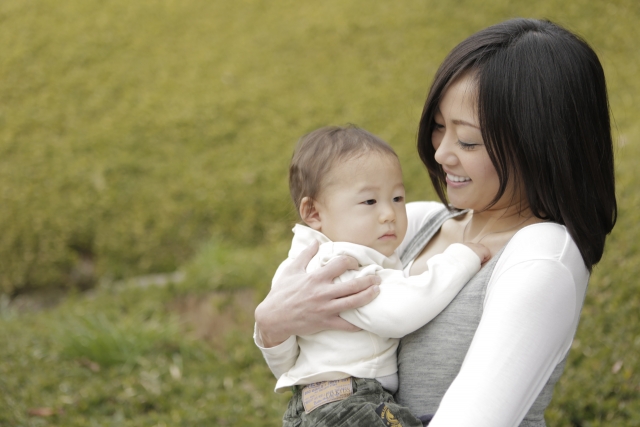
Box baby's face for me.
[312,152,408,257]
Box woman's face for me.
[431,74,518,211]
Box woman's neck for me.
[462,204,540,245]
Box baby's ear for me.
[300,197,322,231]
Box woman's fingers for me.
[313,254,360,282]
[255,243,381,344]
[285,240,319,274]
[328,278,381,311]
[323,271,381,300]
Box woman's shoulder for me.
[497,222,587,277]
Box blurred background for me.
[0,0,638,425]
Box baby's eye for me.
[393,196,405,203]
[362,199,377,205]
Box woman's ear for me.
[300,197,322,231]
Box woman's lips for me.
[445,172,471,187]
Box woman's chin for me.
[445,195,470,210]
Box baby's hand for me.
[462,242,491,264]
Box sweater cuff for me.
[442,243,482,275]
[253,323,297,353]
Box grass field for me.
[0,0,639,425]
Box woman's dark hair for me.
[418,18,617,269]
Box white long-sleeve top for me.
[256,223,481,393]
[396,202,589,427]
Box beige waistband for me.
[301,377,353,414]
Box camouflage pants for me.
[282,378,424,427]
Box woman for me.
[255,18,617,426]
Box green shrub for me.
[180,238,289,294]
[4,0,635,295]
[59,312,179,368]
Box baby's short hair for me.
[289,125,398,219]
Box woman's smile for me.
[445,172,471,185]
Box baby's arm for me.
[339,243,486,338]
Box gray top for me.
[396,207,567,427]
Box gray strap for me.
[400,207,468,269]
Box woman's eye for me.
[433,122,445,131]
[457,140,477,150]
[362,199,377,205]
[393,196,405,203]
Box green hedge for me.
[0,1,638,302]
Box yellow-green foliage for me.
[2,0,638,294]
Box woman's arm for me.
[254,240,382,348]
[429,258,579,427]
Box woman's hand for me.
[254,240,382,348]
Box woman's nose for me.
[433,134,456,166]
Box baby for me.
[256,126,489,426]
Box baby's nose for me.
[379,205,395,222]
